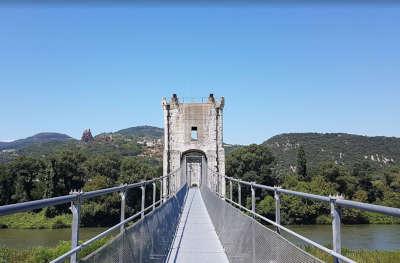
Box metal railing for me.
[0,169,183,263]
[207,170,400,263]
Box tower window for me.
[191,127,198,140]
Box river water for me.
[285,224,400,250]
[0,225,399,250]
[0,227,107,249]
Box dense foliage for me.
[1,241,398,263]
[264,133,400,175]
[0,149,162,228]
[305,247,400,263]
[1,129,400,228]
[226,144,400,225]
[0,238,109,263]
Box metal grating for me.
[200,185,323,263]
[81,185,188,263]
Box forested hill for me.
[0,126,164,163]
[263,133,400,173]
[0,133,74,151]
[114,126,163,138]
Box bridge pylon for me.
[161,94,225,196]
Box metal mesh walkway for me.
[167,187,229,263]
[200,185,322,263]
[82,185,321,263]
[81,185,188,263]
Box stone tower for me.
[162,94,225,196]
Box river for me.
[0,227,107,249]
[285,224,400,250]
[0,225,399,250]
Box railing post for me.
[161,177,164,203]
[330,194,342,263]
[216,173,220,195]
[251,182,255,217]
[176,171,179,191]
[229,179,233,201]
[152,182,156,211]
[141,184,145,219]
[174,173,178,194]
[274,186,281,234]
[160,178,165,204]
[171,173,173,195]
[238,181,241,206]
[119,185,127,233]
[70,190,82,263]
[167,174,170,198]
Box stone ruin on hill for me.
[81,129,94,143]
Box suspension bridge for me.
[1,94,400,263]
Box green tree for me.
[280,175,335,224]
[81,175,120,226]
[352,162,376,202]
[226,144,276,185]
[119,157,161,213]
[119,157,159,183]
[296,146,309,181]
[51,150,87,194]
[0,164,14,205]
[342,189,369,224]
[9,157,45,202]
[316,162,356,198]
[84,155,121,184]
[257,195,275,220]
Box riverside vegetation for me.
[0,128,399,262]
[1,144,399,228]
[0,238,109,263]
[1,245,398,263]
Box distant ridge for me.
[263,132,400,173]
[0,132,74,151]
[115,125,163,138]
[3,128,400,175]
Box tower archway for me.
[181,150,207,187]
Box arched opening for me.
[181,150,207,187]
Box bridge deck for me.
[167,187,229,263]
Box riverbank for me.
[306,247,400,263]
[0,244,398,263]
[0,211,71,229]
[0,238,109,263]
[1,210,398,230]
[287,224,400,251]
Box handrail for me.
[208,171,400,263]
[0,174,172,216]
[0,194,76,216]
[51,181,188,263]
[223,175,400,217]
[223,196,356,263]
[0,169,182,263]
[51,198,164,263]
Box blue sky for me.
[0,5,399,144]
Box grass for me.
[366,212,400,224]
[0,210,71,229]
[0,238,109,263]
[305,247,400,263]
[1,243,398,263]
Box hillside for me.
[0,126,164,163]
[263,133,400,174]
[115,125,163,138]
[3,129,400,174]
[0,133,74,151]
